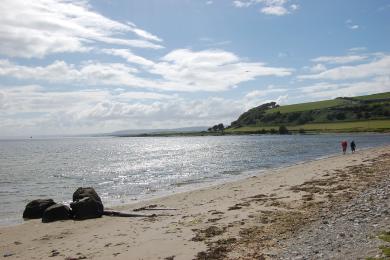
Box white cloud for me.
[101,49,154,67]
[311,55,367,64]
[0,73,390,135]
[0,85,108,114]
[0,0,163,58]
[233,1,253,8]
[298,76,390,100]
[242,86,289,109]
[261,5,288,15]
[151,49,292,91]
[232,0,298,16]
[0,82,297,136]
[349,25,359,30]
[348,47,367,53]
[299,54,390,80]
[309,64,327,73]
[346,19,359,30]
[0,85,251,135]
[116,92,174,100]
[0,59,139,84]
[245,86,287,99]
[0,49,293,92]
[126,22,163,42]
[206,1,213,5]
[290,4,299,10]
[0,85,176,124]
[291,51,390,103]
[199,37,231,47]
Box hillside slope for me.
[228,92,390,132]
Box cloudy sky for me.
[0,0,389,136]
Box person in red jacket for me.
[341,140,348,154]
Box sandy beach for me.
[1,145,390,259]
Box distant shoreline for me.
[1,119,389,140]
[112,128,390,138]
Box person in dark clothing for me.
[351,141,356,153]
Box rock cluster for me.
[22,187,104,223]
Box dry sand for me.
[1,145,389,259]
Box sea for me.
[0,133,389,226]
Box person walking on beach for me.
[351,140,356,153]
[341,140,348,154]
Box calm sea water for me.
[0,134,389,226]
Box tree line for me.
[208,123,224,132]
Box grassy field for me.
[226,120,390,133]
[264,91,390,114]
[354,92,390,101]
[265,99,346,114]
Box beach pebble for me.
[3,253,14,257]
[272,168,390,259]
[49,249,60,257]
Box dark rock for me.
[23,199,56,219]
[42,204,71,223]
[49,249,60,257]
[71,187,104,220]
[70,197,103,220]
[72,187,102,203]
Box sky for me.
[0,0,390,136]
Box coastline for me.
[1,145,390,259]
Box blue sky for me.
[0,0,389,136]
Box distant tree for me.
[326,113,335,121]
[209,123,225,132]
[374,106,384,116]
[269,128,277,134]
[217,123,225,132]
[298,128,306,134]
[335,112,346,120]
[297,111,314,125]
[287,112,301,123]
[278,125,289,134]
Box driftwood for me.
[133,204,178,212]
[103,210,156,218]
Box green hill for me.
[227,92,390,133]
